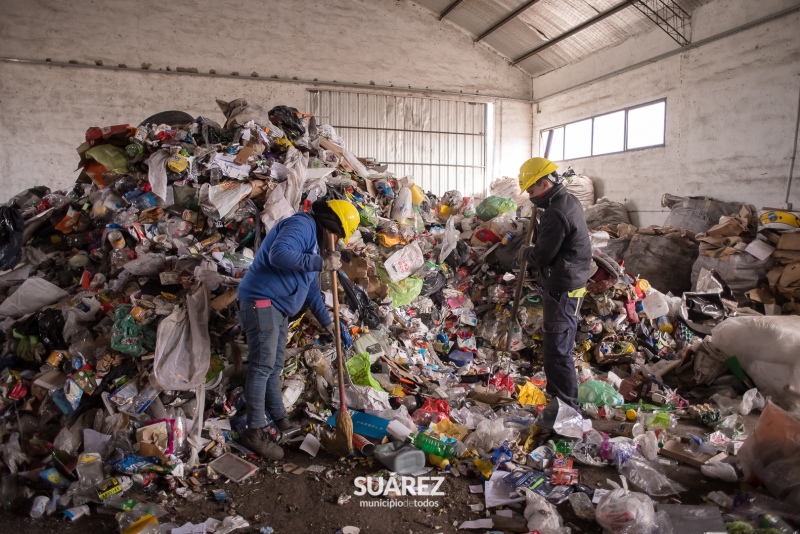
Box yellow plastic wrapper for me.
[473,458,493,479]
[390,385,406,397]
[518,381,546,407]
[430,418,468,441]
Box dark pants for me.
[541,288,581,409]
[239,302,288,429]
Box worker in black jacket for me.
[518,158,592,409]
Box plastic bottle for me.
[641,289,670,320]
[429,454,451,472]
[656,316,674,334]
[407,433,456,459]
[373,442,426,474]
[758,514,796,533]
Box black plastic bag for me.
[338,273,381,329]
[268,105,305,141]
[0,205,25,271]
[38,308,67,351]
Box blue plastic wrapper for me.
[492,440,513,466]
[112,454,158,475]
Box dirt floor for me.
[0,412,752,534]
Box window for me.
[564,119,592,159]
[627,101,666,149]
[539,99,665,161]
[307,90,490,195]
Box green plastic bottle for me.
[407,433,455,459]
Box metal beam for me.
[511,1,633,65]
[438,0,465,21]
[632,0,691,46]
[475,0,543,42]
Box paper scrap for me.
[172,522,207,534]
[495,509,513,517]
[485,470,526,508]
[459,519,493,530]
[592,488,610,504]
[299,433,320,457]
[469,485,484,494]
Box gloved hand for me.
[518,245,534,264]
[323,250,342,271]
[325,322,337,337]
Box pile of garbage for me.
[0,97,798,534]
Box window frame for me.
[539,98,667,162]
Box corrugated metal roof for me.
[416,0,715,77]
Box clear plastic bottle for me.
[373,442,426,474]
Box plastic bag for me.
[152,283,211,390]
[700,461,738,482]
[387,276,423,307]
[739,388,765,416]
[662,194,743,234]
[476,196,516,221]
[536,398,584,439]
[0,206,25,271]
[618,457,688,496]
[384,242,424,282]
[711,316,800,411]
[463,418,514,454]
[737,401,800,506]
[391,187,414,222]
[596,486,655,534]
[519,488,567,533]
[111,305,156,357]
[518,382,547,407]
[345,352,385,392]
[439,217,459,263]
[578,380,623,406]
[0,277,69,318]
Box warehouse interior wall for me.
[0,0,532,201]
[532,0,800,227]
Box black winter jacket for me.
[523,184,592,291]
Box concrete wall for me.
[0,0,532,200]
[532,1,800,227]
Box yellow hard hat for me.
[518,157,558,192]
[327,200,360,240]
[759,210,800,230]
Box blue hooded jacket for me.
[237,212,331,326]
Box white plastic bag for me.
[391,187,413,222]
[519,488,567,533]
[618,457,688,496]
[711,316,800,412]
[439,217,459,263]
[0,277,68,318]
[384,241,424,282]
[596,485,655,534]
[152,283,211,391]
[701,461,738,483]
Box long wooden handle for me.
[328,232,347,410]
[507,210,538,350]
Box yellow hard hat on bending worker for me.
[518,157,558,192]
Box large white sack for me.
[711,316,800,412]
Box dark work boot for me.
[240,427,284,460]
[275,418,299,433]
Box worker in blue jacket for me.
[237,199,360,459]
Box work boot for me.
[275,418,299,433]
[240,427,284,460]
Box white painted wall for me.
[0,0,532,200]
[532,2,800,227]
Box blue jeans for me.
[541,288,581,410]
[239,303,288,429]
